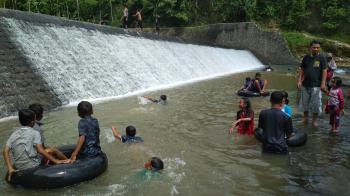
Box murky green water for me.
[1,69,350,195]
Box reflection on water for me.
[0,69,349,195]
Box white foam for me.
[4,17,264,107]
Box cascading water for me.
[3,18,264,104]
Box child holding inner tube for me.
[3,109,70,181]
[229,97,254,136]
[325,77,345,133]
[70,101,102,163]
[258,91,293,154]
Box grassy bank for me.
[281,31,350,66]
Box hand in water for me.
[229,126,235,135]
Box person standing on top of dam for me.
[122,6,128,29]
[155,14,160,35]
[297,40,327,126]
[133,9,143,32]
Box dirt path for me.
[302,33,350,48]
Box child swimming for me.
[144,157,164,171]
[142,95,167,105]
[111,125,143,143]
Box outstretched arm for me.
[111,126,122,141]
[142,96,157,103]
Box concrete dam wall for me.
[0,9,272,119]
[160,23,298,66]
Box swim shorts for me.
[298,86,322,114]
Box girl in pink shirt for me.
[325,77,345,133]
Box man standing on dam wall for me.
[297,40,327,127]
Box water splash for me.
[4,18,264,105]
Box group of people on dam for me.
[2,39,348,186]
[121,5,160,34]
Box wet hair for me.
[270,91,284,105]
[77,101,93,118]
[151,157,164,171]
[238,97,253,129]
[255,72,261,78]
[18,109,35,126]
[160,95,167,101]
[126,125,136,137]
[310,40,321,46]
[281,91,289,104]
[29,103,44,121]
[332,76,342,88]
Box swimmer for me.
[144,157,164,171]
[111,125,143,143]
[142,95,167,105]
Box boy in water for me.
[144,157,164,171]
[258,91,293,154]
[111,125,143,143]
[240,77,252,91]
[3,109,69,181]
[70,101,102,162]
[248,72,268,94]
[281,91,292,117]
[29,104,68,163]
[142,95,167,105]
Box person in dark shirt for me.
[248,72,268,94]
[111,125,143,144]
[297,40,327,126]
[258,91,293,154]
[70,101,102,162]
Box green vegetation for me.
[0,1,349,34]
[1,0,349,57]
[281,32,312,58]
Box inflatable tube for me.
[237,90,270,97]
[254,128,307,147]
[287,131,308,146]
[6,145,108,189]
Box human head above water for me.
[126,125,136,137]
[331,76,342,88]
[29,103,44,121]
[77,101,93,118]
[160,95,167,101]
[270,91,284,105]
[144,157,164,171]
[19,109,36,126]
[280,91,289,105]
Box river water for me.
[0,69,350,195]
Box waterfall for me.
[3,18,264,104]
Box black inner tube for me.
[254,128,307,147]
[6,145,108,189]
